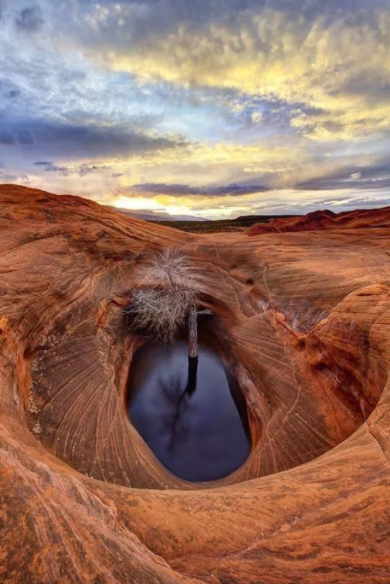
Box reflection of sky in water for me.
[128,342,250,482]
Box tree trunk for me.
[186,306,198,395]
[188,307,198,359]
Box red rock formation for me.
[246,206,390,235]
[1,184,390,583]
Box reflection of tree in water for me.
[159,345,200,451]
[159,374,192,450]
[161,362,249,452]
[185,356,198,396]
[128,342,251,482]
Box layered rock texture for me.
[1,184,390,583]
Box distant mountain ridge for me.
[246,207,390,235]
[110,207,209,222]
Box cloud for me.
[16,5,44,32]
[295,161,390,191]
[113,206,207,222]
[251,112,263,125]
[0,119,183,159]
[86,6,390,142]
[0,80,22,99]
[7,89,21,98]
[0,127,34,145]
[34,161,71,176]
[34,161,116,177]
[129,182,270,197]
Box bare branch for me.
[139,248,200,290]
[125,249,200,343]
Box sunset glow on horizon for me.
[1,0,390,219]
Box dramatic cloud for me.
[85,5,390,141]
[1,0,390,217]
[0,119,182,159]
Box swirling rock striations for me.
[1,184,390,583]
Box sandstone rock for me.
[1,184,390,583]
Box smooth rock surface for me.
[1,184,390,583]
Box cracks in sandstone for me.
[366,420,390,464]
[262,260,272,301]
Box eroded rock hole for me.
[127,342,251,482]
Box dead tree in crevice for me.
[186,305,198,396]
[125,249,214,398]
[125,249,199,343]
[185,306,213,396]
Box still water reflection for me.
[128,342,250,482]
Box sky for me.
[1,0,390,219]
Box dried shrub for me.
[125,249,200,343]
[139,248,199,289]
